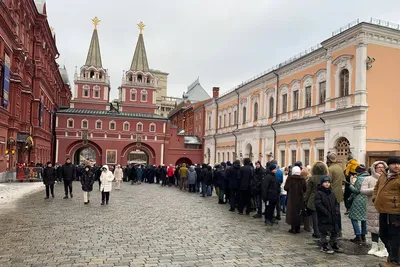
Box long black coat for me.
[262,172,278,202]
[215,167,226,190]
[205,167,213,186]
[227,164,240,190]
[81,170,95,192]
[251,167,266,195]
[315,185,340,233]
[284,175,307,226]
[42,167,56,185]
[238,165,253,191]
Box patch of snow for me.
[0,183,44,208]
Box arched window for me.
[123,122,130,131]
[81,119,88,129]
[95,120,102,129]
[82,85,90,98]
[128,74,133,82]
[150,123,156,132]
[67,118,74,128]
[340,69,349,97]
[130,89,137,101]
[141,90,148,102]
[93,86,100,98]
[137,122,143,132]
[253,102,258,121]
[137,74,143,83]
[242,106,246,124]
[109,121,116,130]
[269,97,274,118]
[90,71,95,78]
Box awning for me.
[17,134,34,145]
[184,136,202,145]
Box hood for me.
[182,163,186,168]
[102,165,109,171]
[345,159,359,176]
[233,164,241,170]
[189,167,195,172]
[311,161,328,176]
[370,161,388,179]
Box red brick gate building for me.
[56,20,202,167]
[0,1,71,181]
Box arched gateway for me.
[121,142,156,166]
[66,140,102,165]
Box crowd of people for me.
[40,154,400,266]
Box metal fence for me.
[16,167,43,182]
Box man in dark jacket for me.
[43,162,56,199]
[60,158,76,199]
[252,161,266,218]
[262,164,278,226]
[227,160,241,212]
[200,164,208,196]
[195,164,202,192]
[237,158,253,215]
[215,164,226,204]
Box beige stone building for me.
[204,18,400,167]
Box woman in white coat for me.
[360,161,388,257]
[100,165,114,205]
[114,165,123,190]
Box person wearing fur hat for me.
[315,175,342,254]
[360,161,388,257]
[284,166,307,233]
[373,156,400,266]
[348,165,369,245]
[326,152,345,234]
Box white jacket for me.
[281,173,288,196]
[100,165,114,192]
[114,167,123,181]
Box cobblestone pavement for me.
[0,182,383,267]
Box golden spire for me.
[137,21,145,34]
[92,17,101,30]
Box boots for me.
[368,242,379,255]
[361,234,366,244]
[350,235,363,245]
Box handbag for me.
[345,193,356,209]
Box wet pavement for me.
[0,182,383,266]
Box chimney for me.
[212,87,220,98]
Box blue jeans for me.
[280,195,287,213]
[351,219,367,236]
[202,184,212,197]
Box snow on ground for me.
[0,182,44,210]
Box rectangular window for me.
[319,81,326,104]
[83,89,89,97]
[217,152,220,163]
[282,94,288,113]
[219,116,221,128]
[318,149,325,162]
[228,113,231,126]
[124,123,129,131]
[222,152,225,162]
[82,121,88,128]
[304,149,310,166]
[96,121,102,129]
[141,94,147,102]
[281,150,286,167]
[68,120,73,128]
[305,86,312,108]
[227,152,230,161]
[223,114,226,127]
[234,110,237,124]
[291,150,297,165]
[94,90,100,98]
[293,91,299,111]
[208,116,211,130]
[110,123,115,130]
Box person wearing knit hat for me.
[373,156,400,265]
[315,174,342,253]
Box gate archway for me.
[66,140,102,165]
[121,142,156,166]
[175,157,193,166]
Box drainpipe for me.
[270,71,280,158]
[213,99,219,165]
[163,118,168,165]
[233,88,240,159]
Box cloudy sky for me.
[46,0,400,100]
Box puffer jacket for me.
[100,165,115,192]
[373,169,400,215]
[305,161,329,211]
[349,172,368,221]
[187,167,197,185]
[361,161,387,234]
[179,163,188,178]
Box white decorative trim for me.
[109,120,116,131]
[316,70,327,105]
[123,121,130,131]
[333,55,353,98]
[149,123,156,132]
[81,119,88,129]
[95,120,102,129]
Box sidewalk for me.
[0,182,44,209]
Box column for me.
[160,144,164,165]
[355,33,368,106]
[325,49,332,112]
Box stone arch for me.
[334,136,351,168]
[175,157,193,166]
[66,140,102,165]
[245,143,253,160]
[121,142,156,165]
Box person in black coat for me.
[200,164,208,196]
[60,158,76,199]
[315,175,342,253]
[81,166,95,204]
[262,164,279,225]
[215,164,226,204]
[202,165,213,197]
[252,161,266,218]
[227,160,241,212]
[237,158,254,215]
[195,164,202,192]
[43,162,56,199]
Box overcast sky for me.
[46,0,400,100]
